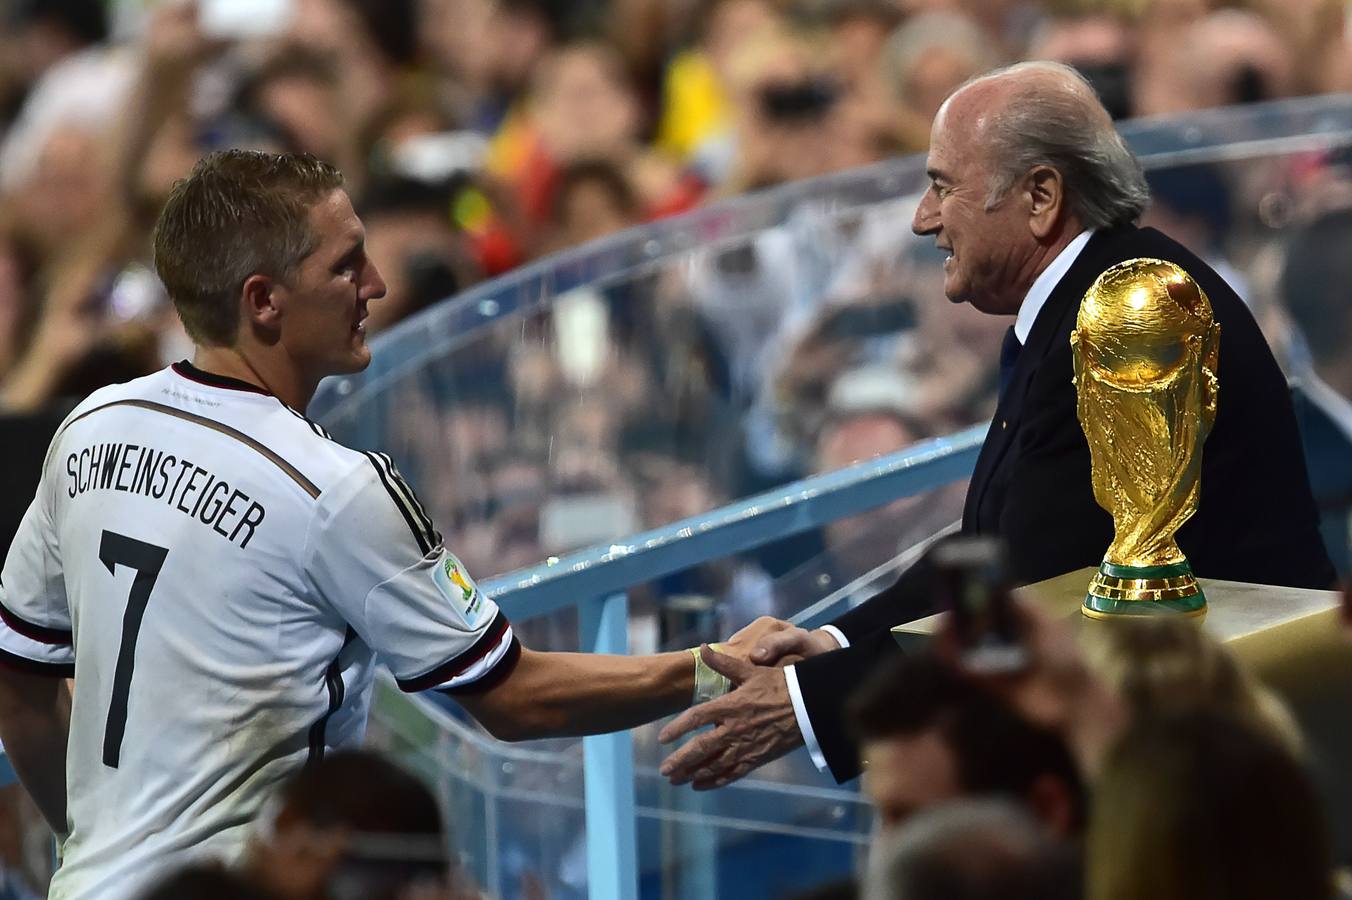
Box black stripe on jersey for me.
[307,627,356,766]
[362,452,436,556]
[0,600,72,646]
[62,399,320,499]
[0,646,74,678]
[374,452,440,547]
[283,404,332,440]
[440,637,521,697]
[378,453,441,546]
[396,610,513,693]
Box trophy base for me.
[1082,560,1206,619]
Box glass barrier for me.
[368,673,871,900]
[317,95,1352,898]
[314,155,1002,585]
[313,95,1352,586]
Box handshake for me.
[657,617,842,790]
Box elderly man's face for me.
[911,94,1039,315]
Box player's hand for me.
[716,616,795,664]
[749,622,840,667]
[658,645,803,790]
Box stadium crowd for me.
[1,0,1352,897]
[3,0,1352,596]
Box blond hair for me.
[1084,616,1303,756]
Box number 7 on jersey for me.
[98,531,168,768]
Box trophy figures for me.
[1070,258,1220,618]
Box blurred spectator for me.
[1142,165,1250,303]
[1087,711,1333,900]
[0,0,126,193]
[799,394,963,593]
[877,12,1002,152]
[137,864,280,900]
[1084,614,1303,756]
[862,800,1078,900]
[1027,13,1133,119]
[490,40,689,233]
[1282,207,1352,576]
[0,787,43,900]
[785,879,859,900]
[548,159,641,250]
[236,47,347,165]
[848,652,1084,838]
[430,0,571,136]
[245,750,464,900]
[655,0,784,181]
[1133,9,1296,116]
[720,21,868,191]
[359,175,482,334]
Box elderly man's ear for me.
[1026,166,1067,240]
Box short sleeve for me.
[304,453,518,694]
[0,496,75,676]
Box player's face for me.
[278,189,387,380]
[911,92,1039,316]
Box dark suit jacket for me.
[1292,383,1352,577]
[795,225,1336,782]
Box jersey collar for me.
[171,360,272,396]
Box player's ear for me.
[241,274,282,329]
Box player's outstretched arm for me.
[454,647,696,742]
[0,668,69,835]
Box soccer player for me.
[0,151,729,899]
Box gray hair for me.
[863,800,1072,900]
[972,61,1149,229]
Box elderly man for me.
[660,61,1333,787]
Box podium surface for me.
[892,567,1352,856]
[893,566,1341,663]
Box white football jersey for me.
[0,362,517,900]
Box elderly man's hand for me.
[658,645,804,789]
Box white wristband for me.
[690,644,732,705]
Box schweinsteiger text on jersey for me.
[65,442,266,548]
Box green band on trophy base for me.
[1082,560,1207,619]
[1097,560,1195,581]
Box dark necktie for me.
[998,325,1022,403]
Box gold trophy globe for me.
[1070,258,1220,618]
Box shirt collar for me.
[171,360,272,395]
[1013,229,1094,344]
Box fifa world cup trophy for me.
[1071,258,1220,618]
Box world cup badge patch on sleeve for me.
[433,552,484,627]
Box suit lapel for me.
[963,228,1133,530]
